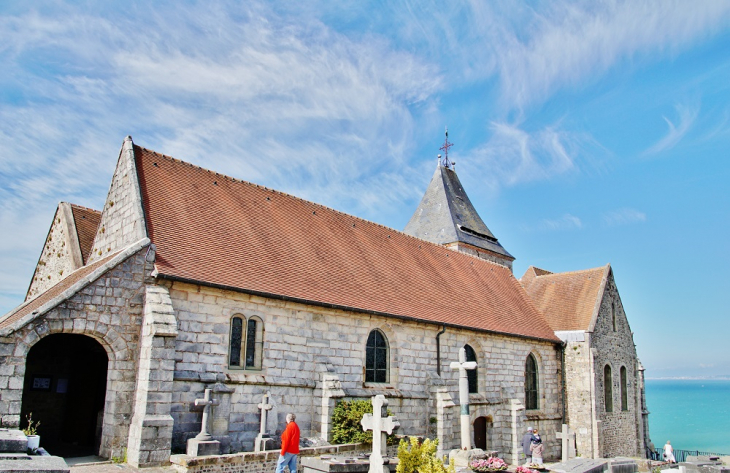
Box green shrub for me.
[331,399,397,445]
[396,437,455,473]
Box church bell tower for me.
[403,130,515,271]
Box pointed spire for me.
[404,132,514,269]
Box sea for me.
[645,379,730,454]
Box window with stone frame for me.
[620,366,628,411]
[612,302,617,331]
[525,354,539,410]
[604,364,613,412]
[464,344,478,394]
[229,315,264,370]
[365,329,389,383]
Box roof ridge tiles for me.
[66,202,102,214]
[533,265,608,278]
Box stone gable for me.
[0,249,151,459]
[87,137,147,264]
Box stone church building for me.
[0,136,649,466]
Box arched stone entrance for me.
[474,415,493,451]
[20,334,108,457]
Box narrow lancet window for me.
[620,366,628,411]
[605,365,613,412]
[525,354,539,410]
[229,315,264,370]
[365,329,389,383]
[464,344,478,394]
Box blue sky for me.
[1,1,729,378]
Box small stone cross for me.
[258,392,274,435]
[255,392,274,452]
[361,395,400,473]
[194,388,220,441]
[556,423,576,462]
[450,347,477,450]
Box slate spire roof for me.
[403,164,513,261]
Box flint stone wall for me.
[26,206,78,300]
[591,274,641,458]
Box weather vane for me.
[439,127,454,169]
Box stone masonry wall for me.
[0,250,151,459]
[26,206,78,301]
[87,137,147,265]
[591,272,640,457]
[563,337,595,457]
[163,280,562,460]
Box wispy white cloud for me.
[538,214,584,232]
[459,121,607,193]
[643,104,699,155]
[602,208,647,226]
[472,1,730,111]
[0,2,444,312]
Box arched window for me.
[525,354,539,410]
[612,303,617,332]
[620,366,628,411]
[229,315,264,370]
[604,364,613,412]
[365,329,389,383]
[464,344,478,394]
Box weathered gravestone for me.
[187,388,221,456]
[0,429,69,473]
[361,395,400,473]
[302,455,373,473]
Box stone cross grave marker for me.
[361,395,400,473]
[195,388,220,441]
[556,424,576,462]
[255,391,274,452]
[187,388,222,456]
[450,346,477,450]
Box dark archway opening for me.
[473,416,492,451]
[20,334,108,458]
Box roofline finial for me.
[439,127,454,169]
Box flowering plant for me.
[470,457,508,472]
[516,466,539,473]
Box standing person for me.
[663,440,676,464]
[276,413,300,473]
[521,427,534,464]
[530,437,545,466]
[532,428,541,444]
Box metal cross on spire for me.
[439,127,454,169]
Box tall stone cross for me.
[194,388,220,441]
[361,395,400,473]
[255,391,274,452]
[556,424,576,462]
[450,346,477,450]
[509,399,525,466]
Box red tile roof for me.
[520,266,608,332]
[135,145,559,342]
[0,251,119,330]
[70,204,101,264]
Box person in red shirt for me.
[276,413,300,473]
